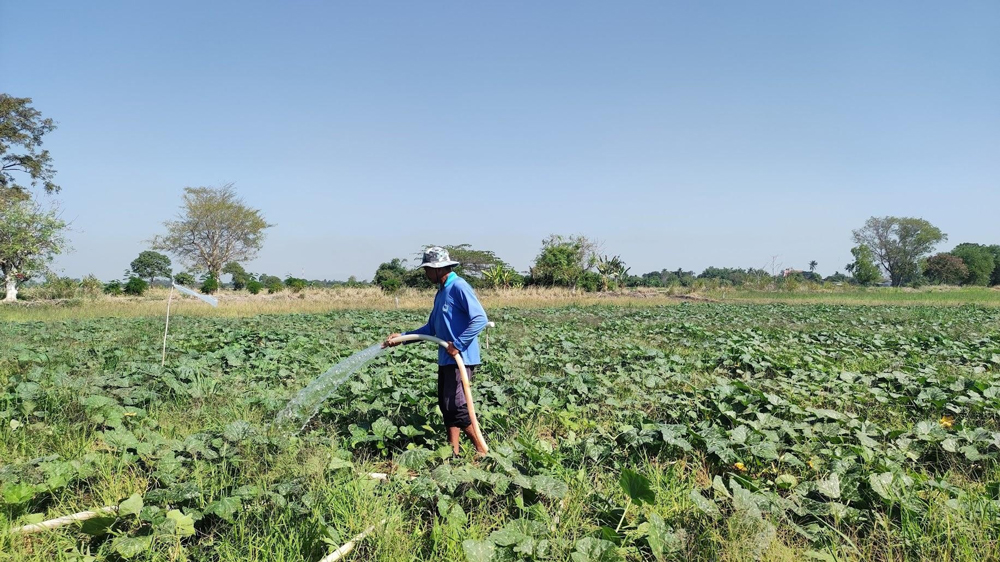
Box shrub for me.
[80,275,104,298]
[379,276,402,294]
[284,277,308,293]
[200,275,219,294]
[124,277,148,296]
[103,280,124,296]
[174,272,196,286]
[247,280,263,295]
[41,275,79,299]
[578,271,602,293]
[265,277,284,294]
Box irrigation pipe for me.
[9,506,118,535]
[319,519,387,562]
[387,334,489,454]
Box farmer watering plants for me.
[382,247,490,456]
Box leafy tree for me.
[950,243,995,286]
[0,198,68,302]
[246,279,263,294]
[852,216,946,287]
[151,183,272,279]
[596,255,630,291]
[1,94,60,201]
[809,260,818,273]
[200,275,219,294]
[530,235,600,288]
[284,276,307,293]
[222,261,250,290]
[263,275,284,294]
[374,258,408,291]
[824,271,850,283]
[924,253,969,285]
[988,245,1000,286]
[845,245,882,286]
[173,271,196,286]
[123,277,148,296]
[103,280,123,296]
[420,244,512,282]
[129,250,171,284]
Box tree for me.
[808,260,818,273]
[1,94,60,201]
[0,199,68,301]
[419,244,512,282]
[950,243,995,286]
[123,277,148,296]
[222,261,250,290]
[852,216,946,287]
[151,184,272,280]
[173,271,196,286]
[988,245,1000,286]
[596,255,630,291]
[530,234,600,288]
[845,244,882,286]
[924,253,969,285]
[373,258,408,291]
[129,250,171,284]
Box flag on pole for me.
[172,283,219,307]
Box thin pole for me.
[161,285,174,367]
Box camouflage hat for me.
[417,246,460,269]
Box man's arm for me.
[383,314,434,348]
[454,284,487,352]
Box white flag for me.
[172,283,219,307]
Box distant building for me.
[782,268,804,278]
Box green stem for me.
[615,498,631,533]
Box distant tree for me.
[247,280,263,294]
[103,280,123,296]
[123,277,148,296]
[950,243,995,286]
[988,245,1000,286]
[808,260,818,273]
[1,94,60,201]
[845,245,882,286]
[222,261,250,290]
[0,198,68,302]
[129,250,172,284]
[374,258,408,291]
[284,276,307,293]
[824,271,850,283]
[924,253,969,285]
[420,244,513,281]
[151,183,272,280]
[852,216,946,287]
[200,275,219,294]
[530,235,600,288]
[173,271,196,286]
[596,255,630,291]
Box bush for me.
[265,277,284,294]
[379,276,402,294]
[174,272,196,286]
[40,275,79,299]
[124,277,148,296]
[103,280,123,296]
[578,271,602,293]
[247,280,263,295]
[200,276,219,294]
[284,277,308,293]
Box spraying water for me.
[273,343,385,433]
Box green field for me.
[3,303,1000,561]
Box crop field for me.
[3,303,1000,561]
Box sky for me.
[2,1,998,281]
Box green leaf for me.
[619,469,655,505]
[532,475,568,499]
[206,496,242,522]
[1,481,35,505]
[80,516,117,536]
[816,473,841,499]
[327,457,354,471]
[689,490,720,519]
[119,493,144,516]
[775,475,798,490]
[869,472,894,501]
[166,509,196,537]
[462,539,495,562]
[112,535,153,559]
[646,513,684,560]
[222,420,255,442]
[571,537,621,562]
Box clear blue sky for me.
[3,1,998,281]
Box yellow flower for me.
[734,462,747,472]
[940,415,955,429]
[807,459,816,469]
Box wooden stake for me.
[161,285,174,367]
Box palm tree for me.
[809,260,818,273]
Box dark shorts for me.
[437,364,477,428]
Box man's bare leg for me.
[463,425,488,455]
[448,426,462,455]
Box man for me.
[383,247,489,456]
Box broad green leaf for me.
[119,493,144,516]
[166,509,196,537]
[462,539,495,562]
[112,535,153,559]
[327,457,354,471]
[775,475,798,490]
[532,475,568,499]
[619,469,655,505]
[689,490,720,519]
[816,473,841,499]
[646,513,684,560]
[206,496,242,522]
[571,537,621,562]
[80,516,117,536]
[2,481,35,505]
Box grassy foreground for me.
[2,300,1000,561]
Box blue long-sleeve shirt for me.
[405,273,488,366]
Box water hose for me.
[387,334,489,454]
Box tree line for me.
[3,95,998,302]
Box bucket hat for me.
[417,246,460,269]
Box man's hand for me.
[382,333,402,348]
[446,341,460,358]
